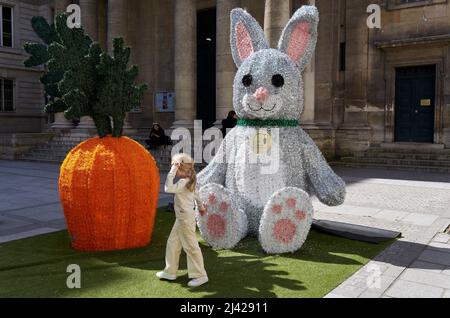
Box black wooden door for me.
[395,65,435,143]
[197,8,216,130]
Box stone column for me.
[241,0,265,26]
[171,0,197,129]
[51,113,74,130]
[107,0,128,53]
[343,0,369,127]
[264,0,291,48]
[215,0,240,128]
[75,116,97,135]
[301,54,315,123]
[97,0,107,50]
[75,0,99,134]
[79,0,98,40]
[301,0,315,124]
[50,1,74,130]
[105,0,136,135]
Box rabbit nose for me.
[253,87,269,103]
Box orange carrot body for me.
[59,136,160,251]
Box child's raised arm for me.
[165,164,188,194]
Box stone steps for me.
[334,146,450,173]
[0,133,57,160]
[18,132,207,173]
[355,152,450,161]
[339,157,450,170]
[331,161,450,173]
[363,147,450,154]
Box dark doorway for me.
[395,65,436,143]
[197,8,216,129]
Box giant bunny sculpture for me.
[197,6,346,254]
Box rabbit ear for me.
[278,6,319,71]
[230,8,268,68]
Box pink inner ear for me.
[286,22,310,65]
[236,21,254,62]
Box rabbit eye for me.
[242,74,253,87]
[272,74,284,88]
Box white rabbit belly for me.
[234,129,286,207]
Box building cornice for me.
[375,34,450,50]
[0,64,44,73]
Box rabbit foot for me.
[259,187,313,254]
[198,183,248,249]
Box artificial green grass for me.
[0,211,392,298]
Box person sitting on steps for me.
[146,123,172,150]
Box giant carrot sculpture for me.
[25,14,159,251]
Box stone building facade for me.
[0,0,49,133]
[1,0,450,159]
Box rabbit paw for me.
[259,187,313,254]
[198,183,248,249]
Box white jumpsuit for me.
[163,165,207,279]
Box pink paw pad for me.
[286,198,297,208]
[207,214,226,238]
[219,202,229,213]
[295,210,306,220]
[208,193,217,204]
[272,204,283,214]
[273,219,297,244]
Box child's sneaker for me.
[156,271,176,281]
[188,276,209,287]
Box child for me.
[156,153,209,287]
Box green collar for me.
[237,118,299,127]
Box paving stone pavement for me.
[321,167,450,298]
[0,160,449,298]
